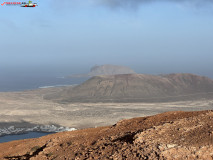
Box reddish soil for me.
[0,110,213,160]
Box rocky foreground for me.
[0,110,213,160]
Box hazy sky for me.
[0,0,213,77]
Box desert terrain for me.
[0,73,213,159]
[0,87,213,130]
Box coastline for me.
[0,122,76,137]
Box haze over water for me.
[0,65,212,92]
[1,0,213,91]
[0,68,88,92]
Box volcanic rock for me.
[0,110,213,160]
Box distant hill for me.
[68,64,136,78]
[88,64,136,76]
[45,73,213,103]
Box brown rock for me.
[0,110,213,160]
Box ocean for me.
[0,71,88,92]
[0,132,53,143]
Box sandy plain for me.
[0,88,213,129]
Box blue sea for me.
[0,69,88,92]
[0,132,53,143]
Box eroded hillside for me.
[45,73,213,103]
[0,110,213,160]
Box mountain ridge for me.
[45,73,213,103]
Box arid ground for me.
[0,88,212,129]
[0,110,213,160]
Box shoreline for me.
[0,122,76,137]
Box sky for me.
[0,0,213,77]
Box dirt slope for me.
[45,73,213,103]
[0,110,213,160]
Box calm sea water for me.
[0,132,53,143]
[0,72,88,92]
